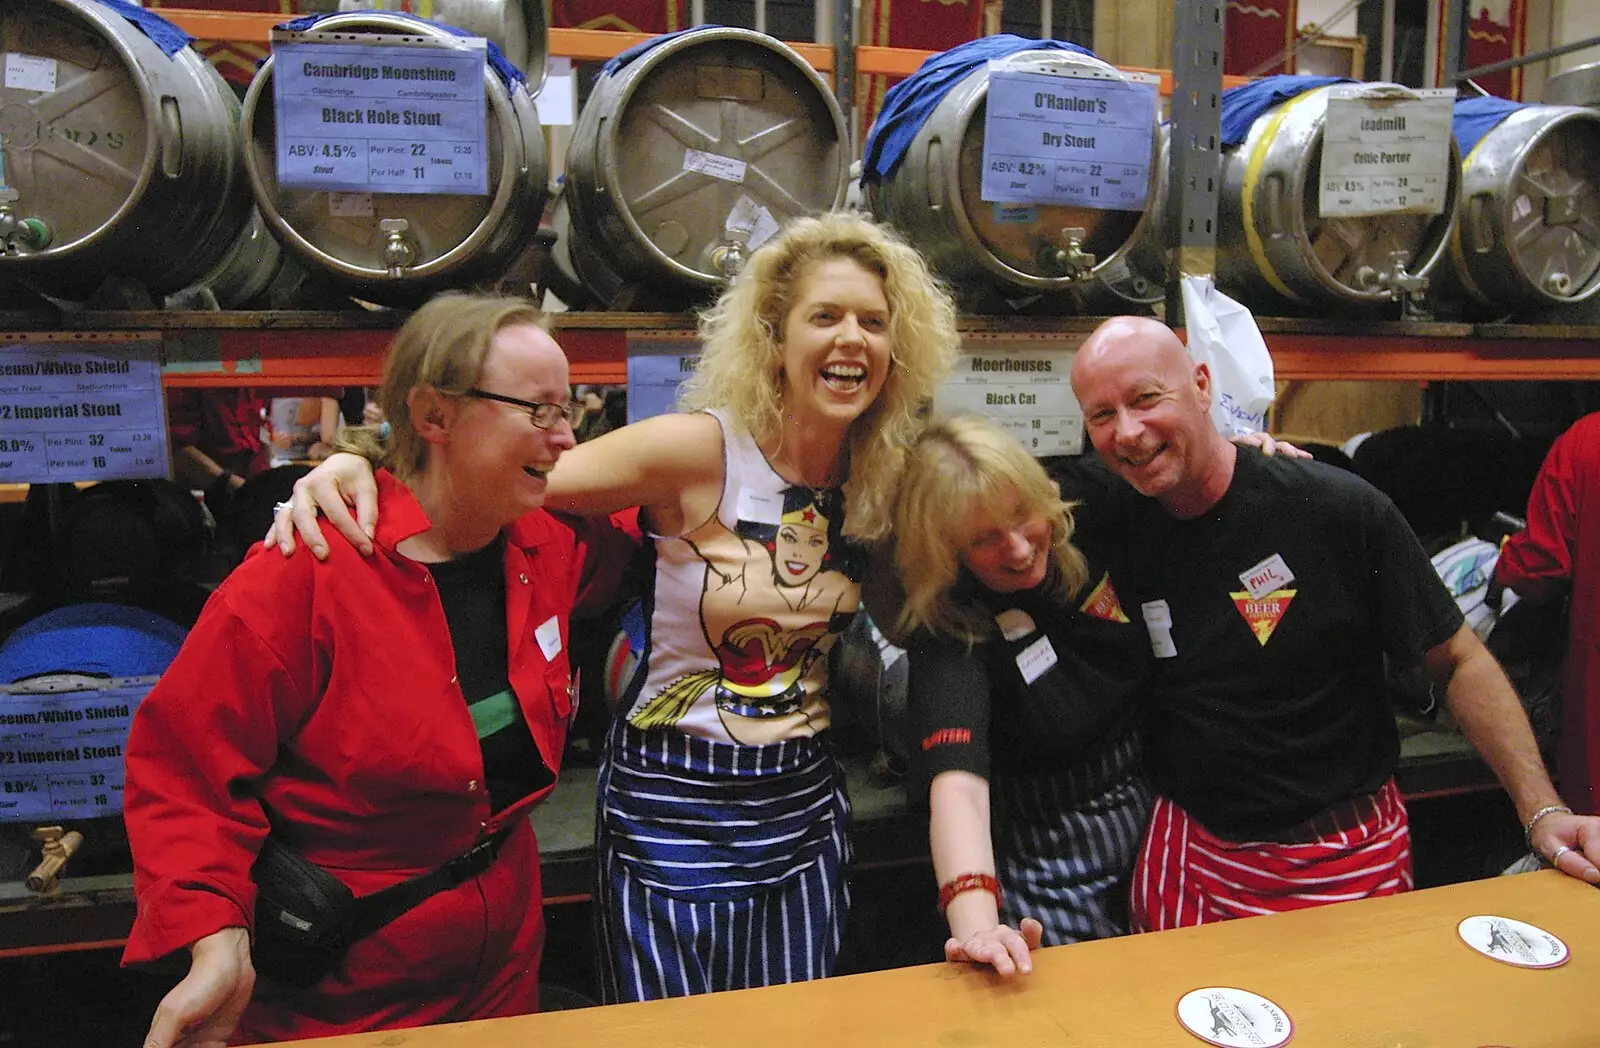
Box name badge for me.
[736,488,783,525]
[995,608,1037,642]
[535,615,562,661]
[1239,553,1295,599]
[1141,599,1177,659]
[1015,635,1058,684]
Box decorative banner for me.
[0,341,169,484]
[935,335,1082,457]
[1223,0,1297,77]
[1454,0,1527,100]
[550,0,687,34]
[272,38,489,195]
[1319,85,1454,217]
[0,680,156,823]
[980,66,1158,209]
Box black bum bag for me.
[250,829,510,987]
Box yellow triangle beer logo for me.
[1231,589,1296,646]
[1080,572,1131,623]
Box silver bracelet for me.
[1524,803,1573,849]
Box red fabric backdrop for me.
[858,0,986,145]
[1223,0,1298,77]
[1439,0,1527,99]
[550,0,688,34]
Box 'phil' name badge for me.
[1142,599,1177,659]
[1457,915,1569,969]
[1015,634,1057,684]
[1238,554,1294,599]
[535,615,563,661]
[1175,987,1292,1048]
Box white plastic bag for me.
[1180,275,1276,437]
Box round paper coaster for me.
[1457,914,1569,969]
[1175,986,1293,1047]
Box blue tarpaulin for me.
[860,34,1097,183]
[96,0,193,58]
[602,26,727,76]
[1220,74,1353,147]
[1453,96,1529,158]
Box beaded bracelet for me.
[1524,803,1573,849]
[937,872,1002,914]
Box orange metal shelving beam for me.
[153,8,1245,87]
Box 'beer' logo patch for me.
[1079,572,1131,623]
[1230,589,1296,646]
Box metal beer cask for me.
[865,49,1163,311]
[561,27,848,306]
[240,11,547,306]
[1448,105,1600,312]
[0,0,252,301]
[1217,82,1460,311]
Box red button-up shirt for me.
[123,470,637,965]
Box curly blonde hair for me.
[893,415,1089,643]
[679,211,960,544]
[337,292,545,481]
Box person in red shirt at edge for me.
[122,293,637,1047]
[1495,412,1600,816]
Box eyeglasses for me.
[463,388,585,430]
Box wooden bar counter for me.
[272,869,1595,1047]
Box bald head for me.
[1070,316,1232,515]
[1071,316,1192,392]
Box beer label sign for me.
[936,336,1081,456]
[273,37,489,195]
[0,340,168,484]
[0,680,155,822]
[981,65,1159,210]
[1319,86,1454,217]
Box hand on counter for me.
[944,917,1043,978]
[143,926,255,1048]
[1531,810,1600,885]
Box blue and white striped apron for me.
[595,720,853,1003]
[990,730,1151,945]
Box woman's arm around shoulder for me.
[547,412,726,537]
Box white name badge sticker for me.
[535,615,563,662]
[1238,554,1295,600]
[995,608,1037,642]
[736,488,783,526]
[1457,915,1569,969]
[1141,599,1177,659]
[1015,634,1058,685]
[1175,987,1293,1048]
[4,53,56,93]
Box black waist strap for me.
[350,826,514,940]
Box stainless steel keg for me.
[0,0,252,301]
[336,0,548,87]
[865,49,1163,309]
[1447,105,1600,311]
[1545,62,1600,108]
[561,26,849,305]
[240,10,547,306]
[1217,82,1460,311]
